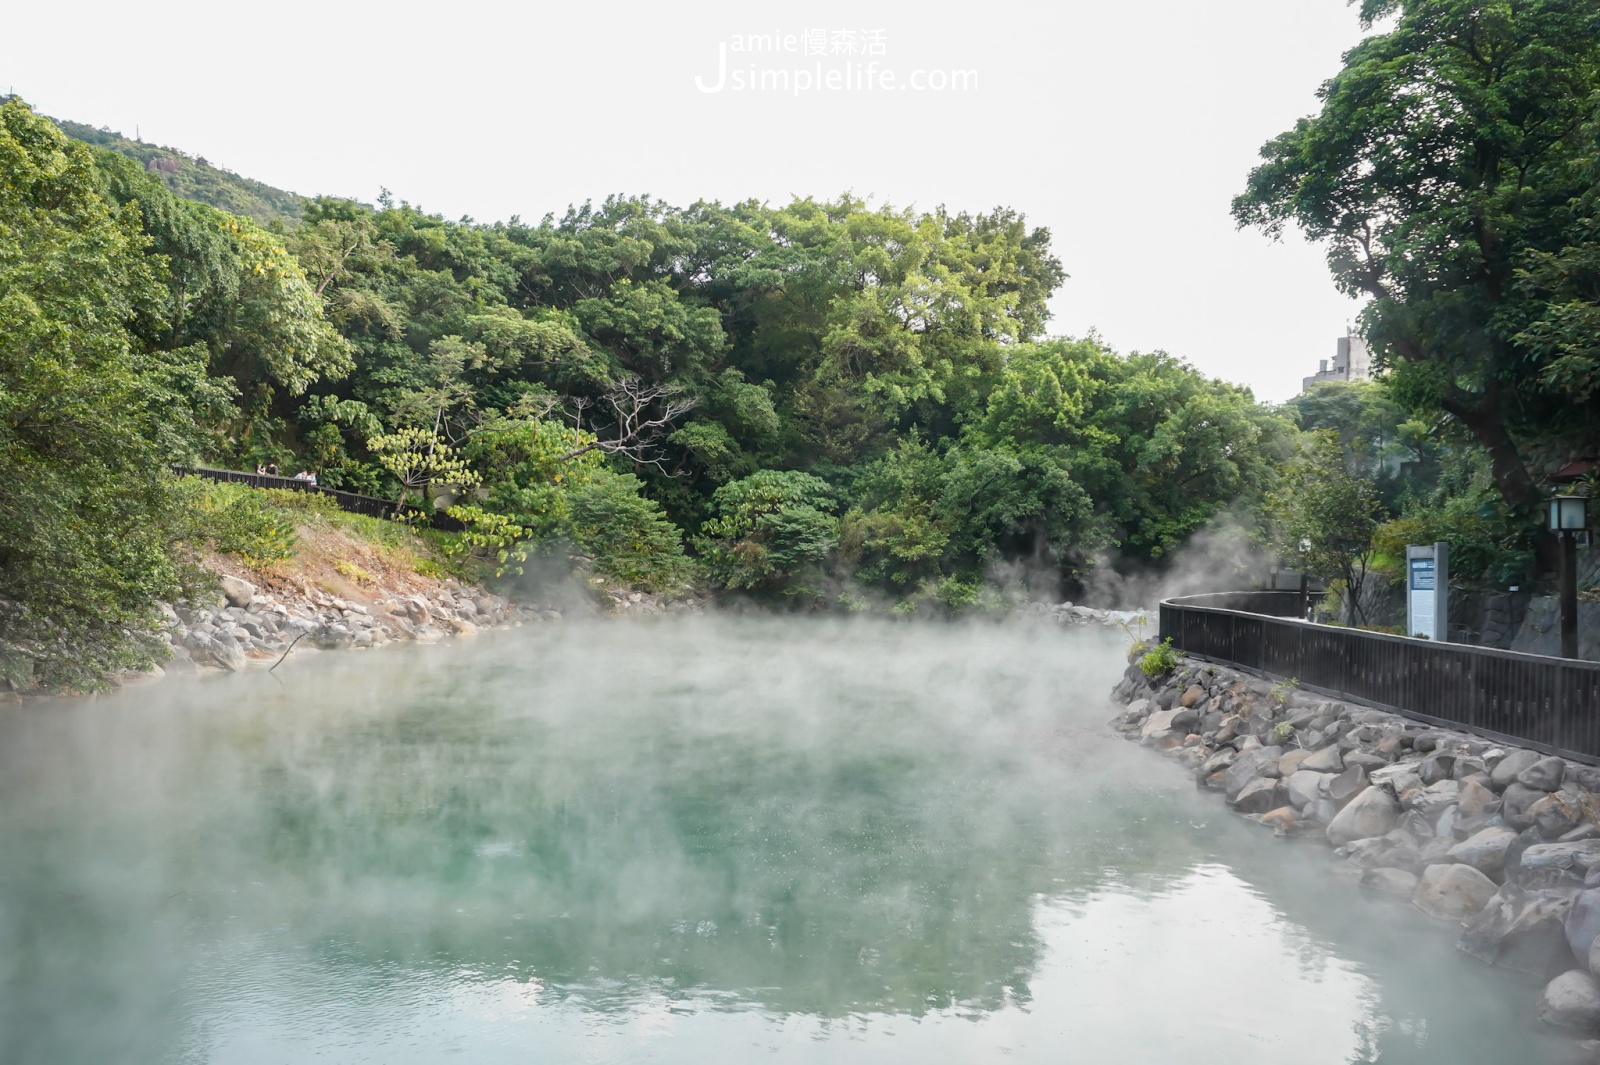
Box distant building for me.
[1302,333,1373,392]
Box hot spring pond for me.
[0,618,1575,1063]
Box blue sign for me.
[1410,558,1435,591]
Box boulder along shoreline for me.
[0,570,708,701]
[1112,652,1600,1048]
[154,575,707,679]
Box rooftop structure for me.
[1302,333,1372,392]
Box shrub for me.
[179,479,298,566]
[1138,638,1180,677]
[1270,676,1300,708]
[567,474,692,592]
[694,470,838,596]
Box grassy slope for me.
[193,481,471,601]
[51,116,304,224]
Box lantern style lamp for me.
[1550,495,1589,532]
[1549,494,1589,659]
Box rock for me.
[1286,770,1328,810]
[1231,777,1288,814]
[1301,746,1344,773]
[312,624,355,650]
[1413,863,1499,922]
[1256,807,1298,834]
[1458,779,1502,819]
[1140,708,1183,740]
[1516,841,1600,890]
[1449,826,1520,877]
[1329,765,1370,806]
[1344,750,1392,773]
[184,631,245,671]
[1569,765,1600,794]
[1519,757,1568,793]
[1396,809,1434,840]
[1419,751,1458,785]
[1328,786,1401,846]
[1376,733,1406,757]
[1492,749,1543,790]
[1539,970,1600,1035]
[1434,803,1462,840]
[1370,762,1423,792]
[1222,749,1282,800]
[166,647,200,673]
[1308,798,1340,824]
[1504,782,1547,829]
[1341,831,1422,873]
[1180,684,1205,708]
[448,617,478,636]
[1169,706,1200,733]
[219,575,256,608]
[1420,836,1457,864]
[1459,885,1575,979]
[1198,747,1237,774]
[1278,748,1313,777]
[1361,867,1420,897]
[1568,889,1600,964]
[1532,792,1584,839]
[1407,780,1461,820]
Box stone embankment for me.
[155,573,557,676]
[603,587,709,616]
[1113,652,1600,1045]
[1018,602,1155,629]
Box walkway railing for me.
[173,466,466,532]
[1161,591,1600,763]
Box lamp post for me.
[1298,538,1311,620]
[1549,495,1590,660]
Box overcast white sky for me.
[4,0,1374,401]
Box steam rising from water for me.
[0,618,1568,1063]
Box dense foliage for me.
[0,102,215,688]
[2,94,1297,685]
[1234,0,1600,569]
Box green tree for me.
[1233,0,1600,566]
[695,470,839,597]
[1268,432,1385,626]
[0,99,198,688]
[368,427,478,514]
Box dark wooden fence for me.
[1161,591,1600,763]
[173,466,466,532]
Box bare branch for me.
[556,377,698,474]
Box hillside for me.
[52,115,303,224]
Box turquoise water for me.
[0,618,1572,1063]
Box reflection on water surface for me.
[0,618,1569,1063]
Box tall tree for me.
[1233,0,1600,566]
[0,100,202,687]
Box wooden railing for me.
[1160,591,1600,763]
[173,466,466,532]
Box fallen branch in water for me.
[269,631,307,672]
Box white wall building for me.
[1302,333,1373,391]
